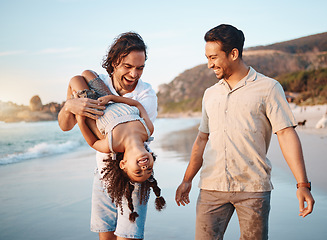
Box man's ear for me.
[230,48,239,61]
[119,159,127,170]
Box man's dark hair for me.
[204,24,245,58]
[102,32,147,77]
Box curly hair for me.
[100,151,166,222]
[102,32,147,78]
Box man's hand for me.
[175,181,192,206]
[296,187,315,217]
[64,95,105,120]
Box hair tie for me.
[109,152,116,160]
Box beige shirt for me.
[198,67,296,192]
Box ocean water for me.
[0,121,87,165]
[0,118,201,166]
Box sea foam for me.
[0,140,81,165]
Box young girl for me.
[69,70,165,222]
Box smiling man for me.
[58,32,157,240]
[175,24,314,240]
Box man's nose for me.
[207,61,214,69]
[129,69,138,79]
[141,165,147,170]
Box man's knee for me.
[99,231,116,240]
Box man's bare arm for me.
[276,127,315,217]
[175,131,209,206]
[58,86,105,131]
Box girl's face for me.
[119,151,154,183]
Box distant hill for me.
[243,32,327,78]
[157,32,327,114]
[247,32,327,54]
[277,68,327,105]
[157,64,217,114]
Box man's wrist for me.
[296,182,311,191]
[182,176,193,183]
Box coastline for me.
[157,111,202,118]
[0,108,326,239]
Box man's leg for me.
[99,231,116,240]
[99,232,143,240]
[91,170,118,237]
[195,190,235,240]
[234,192,271,240]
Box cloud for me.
[36,47,79,54]
[0,48,79,57]
[0,50,26,56]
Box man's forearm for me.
[277,127,308,183]
[183,131,208,182]
[58,105,77,131]
[277,126,315,217]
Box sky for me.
[0,0,326,105]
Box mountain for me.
[157,64,217,114]
[157,32,327,114]
[247,32,327,54]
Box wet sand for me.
[0,113,326,239]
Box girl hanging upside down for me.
[68,70,166,222]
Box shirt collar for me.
[218,67,257,90]
[108,77,143,97]
[123,79,143,97]
[246,67,257,82]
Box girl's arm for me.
[76,115,110,153]
[98,95,154,135]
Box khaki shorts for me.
[196,190,271,240]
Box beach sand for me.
[0,106,327,240]
[0,148,97,240]
[271,104,327,192]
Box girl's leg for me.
[66,75,89,100]
[68,75,103,139]
[82,70,113,96]
[69,75,90,94]
[81,70,99,83]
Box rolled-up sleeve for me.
[199,91,209,134]
[266,82,297,133]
